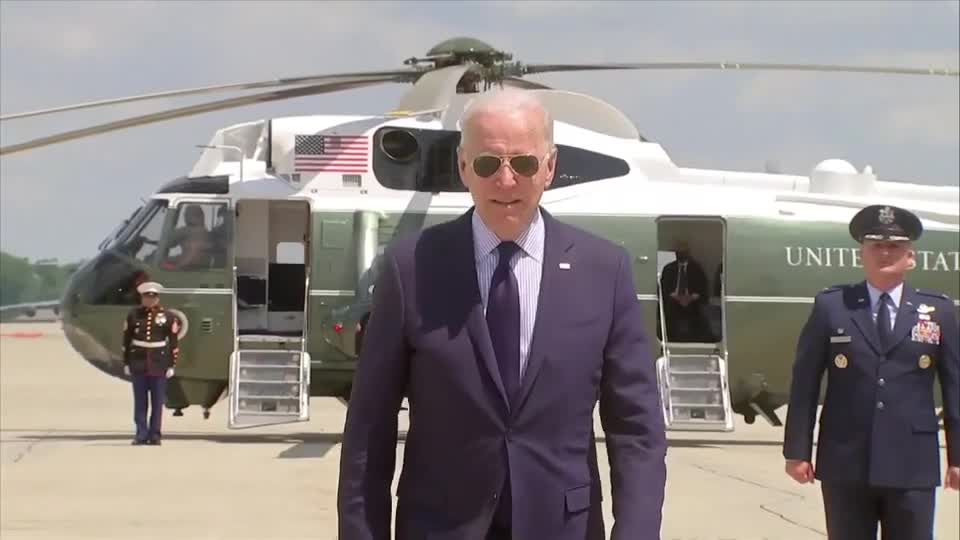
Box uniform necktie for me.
[487,241,521,405]
[877,292,892,349]
[676,263,688,295]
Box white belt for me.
[132,339,167,348]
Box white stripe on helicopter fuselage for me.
[161,288,232,295]
[159,288,960,307]
[307,290,960,307]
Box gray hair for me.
[459,88,554,150]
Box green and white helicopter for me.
[2,37,957,432]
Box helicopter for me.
[1,37,958,432]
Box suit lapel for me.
[848,281,883,355]
[453,210,510,410]
[886,285,918,355]
[514,210,574,416]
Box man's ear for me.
[906,249,917,270]
[543,146,558,188]
[457,146,470,189]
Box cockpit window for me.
[99,205,145,251]
[157,201,229,271]
[110,200,169,264]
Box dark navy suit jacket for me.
[337,208,667,540]
[783,281,960,489]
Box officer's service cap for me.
[136,281,163,295]
[848,204,922,243]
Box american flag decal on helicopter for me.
[293,133,369,173]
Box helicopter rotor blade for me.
[0,69,420,122]
[521,61,959,78]
[0,75,404,156]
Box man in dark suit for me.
[337,88,668,540]
[658,241,712,342]
[782,204,960,539]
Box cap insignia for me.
[878,206,895,225]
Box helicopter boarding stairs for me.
[226,199,312,429]
[655,278,735,432]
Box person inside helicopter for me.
[208,205,229,267]
[161,204,213,270]
[659,239,714,343]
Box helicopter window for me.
[158,201,229,271]
[107,200,169,264]
[276,242,304,264]
[99,205,145,251]
[84,200,168,306]
[370,127,629,192]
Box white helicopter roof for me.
[178,88,958,232]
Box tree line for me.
[0,251,84,306]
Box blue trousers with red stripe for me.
[132,372,167,442]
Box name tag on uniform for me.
[830,336,852,343]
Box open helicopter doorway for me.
[228,198,312,429]
[653,216,733,432]
[655,217,725,345]
[233,199,311,336]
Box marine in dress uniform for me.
[122,282,180,445]
[782,204,960,539]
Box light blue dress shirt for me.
[867,281,903,331]
[472,209,545,379]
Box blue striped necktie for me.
[487,241,521,405]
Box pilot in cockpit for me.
[161,205,212,270]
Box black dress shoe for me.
[132,440,147,445]
[148,438,161,446]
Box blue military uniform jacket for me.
[783,281,959,489]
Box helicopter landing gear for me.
[173,408,184,417]
[203,408,210,420]
[743,413,756,425]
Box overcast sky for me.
[1,0,957,262]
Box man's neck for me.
[475,208,540,242]
[867,276,904,293]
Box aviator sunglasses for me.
[472,153,547,178]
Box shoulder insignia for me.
[819,284,844,294]
[915,288,952,302]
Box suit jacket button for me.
[877,401,885,410]
[878,378,885,386]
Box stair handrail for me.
[655,270,674,426]
[656,270,671,360]
[718,274,730,362]
[231,263,239,358]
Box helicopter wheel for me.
[203,408,210,420]
[173,408,184,417]
[744,413,756,425]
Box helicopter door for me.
[147,198,233,413]
[228,198,311,429]
[653,216,733,432]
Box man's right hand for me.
[785,459,815,484]
[123,365,130,377]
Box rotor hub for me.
[404,36,514,69]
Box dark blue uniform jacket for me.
[783,281,959,489]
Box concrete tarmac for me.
[1,322,957,539]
